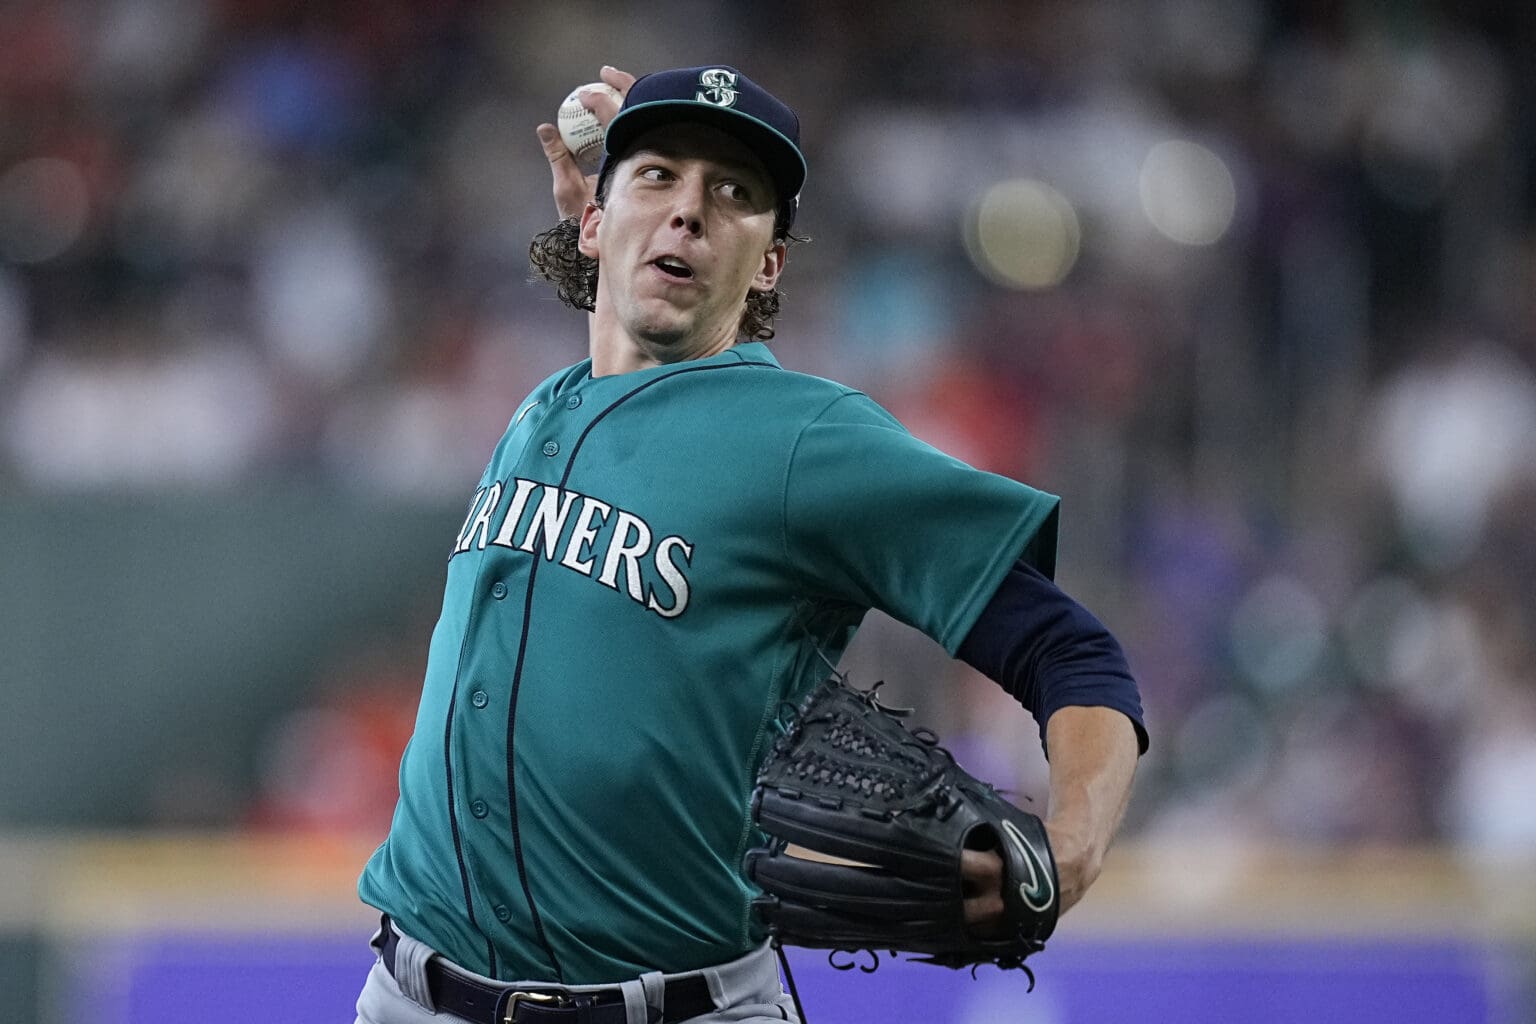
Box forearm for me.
[957,556,1147,914]
[1043,704,1139,912]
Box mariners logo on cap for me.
[695,68,739,107]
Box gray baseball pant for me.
[354,921,801,1024]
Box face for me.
[578,122,787,360]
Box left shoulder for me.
[714,343,899,422]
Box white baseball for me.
[557,82,622,174]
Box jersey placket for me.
[454,382,587,981]
[501,385,584,981]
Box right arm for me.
[535,65,635,219]
[535,66,635,355]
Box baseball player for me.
[353,64,1147,1024]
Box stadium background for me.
[1,1,1534,1021]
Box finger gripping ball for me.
[557,83,621,174]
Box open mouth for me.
[652,256,695,280]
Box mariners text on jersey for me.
[451,478,693,619]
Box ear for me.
[577,201,603,259]
[749,241,788,293]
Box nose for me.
[669,178,708,236]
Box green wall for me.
[0,491,459,826]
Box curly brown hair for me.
[528,214,792,342]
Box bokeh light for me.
[963,179,1081,290]
[1172,691,1273,791]
[0,158,90,264]
[1228,574,1329,693]
[1138,139,1236,245]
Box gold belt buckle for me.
[503,990,562,1023]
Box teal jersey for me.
[358,342,1060,984]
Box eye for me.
[638,165,674,182]
[719,181,752,203]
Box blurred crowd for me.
[5,0,1536,854]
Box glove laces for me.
[772,937,809,1024]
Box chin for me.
[625,303,696,346]
[630,317,691,348]
[620,296,735,355]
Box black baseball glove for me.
[744,676,1059,979]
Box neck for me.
[587,306,739,378]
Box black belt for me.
[379,917,716,1024]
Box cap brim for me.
[604,100,807,205]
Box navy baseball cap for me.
[597,65,806,231]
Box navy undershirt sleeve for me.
[957,557,1150,756]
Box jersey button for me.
[470,799,488,819]
[542,440,560,457]
[565,394,582,410]
[470,689,488,709]
[494,904,511,922]
[490,581,507,599]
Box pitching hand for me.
[536,65,636,220]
